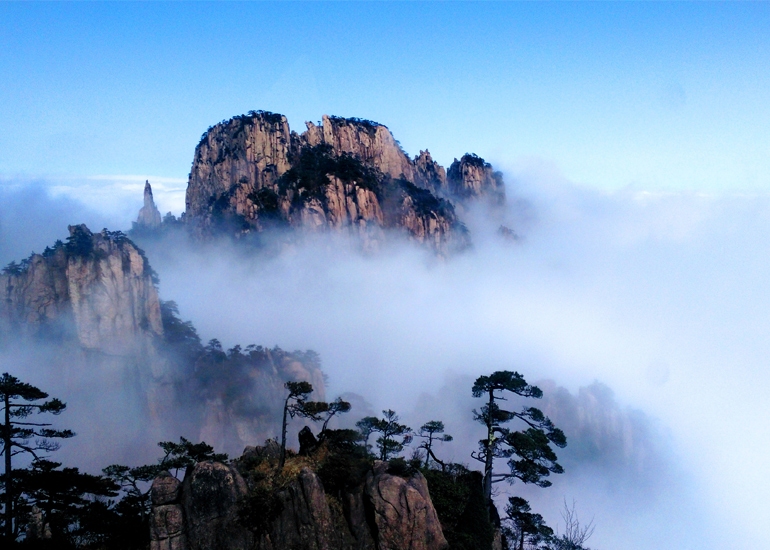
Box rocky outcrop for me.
[182,462,252,550]
[150,464,252,550]
[302,115,415,182]
[364,461,448,550]
[137,180,163,228]
[447,154,505,204]
[258,468,342,550]
[150,456,449,550]
[413,150,447,196]
[0,225,182,450]
[0,224,162,354]
[184,111,506,253]
[150,473,186,550]
[186,112,293,223]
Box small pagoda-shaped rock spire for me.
[136,180,162,228]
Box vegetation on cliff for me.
[0,230,591,550]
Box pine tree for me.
[0,372,74,541]
[471,371,566,508]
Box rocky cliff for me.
[1,227,327,458]
[184,111,506,253]
[150,451,449,550]
[0,224,162,354]
[447,154,505,204]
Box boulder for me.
[364,461,448,550]
[298,426,319,456]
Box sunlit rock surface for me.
[0,224,162,354]
[364,461,448,550]
[137,180,163,229]
[447,153,505,204]
[184,110,504,253]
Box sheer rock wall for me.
[184,111,506,253]
[0,224,162,354]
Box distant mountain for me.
[184,111,505,253]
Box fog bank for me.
[3,167,769,549]
[140,167,769,550]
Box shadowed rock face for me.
[150,457,449,550]
[150,473,186,550]
[151,464,252,550]
[258,468,341,550]
[364,461,448,550]
[182,462,252,550]
[184,111,505,253]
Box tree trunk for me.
[483,388,495,505]
[4,394,12,542]
[279,396,290,469]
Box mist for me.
[3,165,769,549]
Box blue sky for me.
[2,1,770,202]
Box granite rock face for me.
[302,115,415,182]
[150,473,187,550]
[0,224,162,354]
[447,154,505,204]
[181,462,252,550]
[149,455,449,550]
[137,180,163,228]
[257,468,341,550]
[1,225,330,458]
[0,225,180,444]
[413,150,448,196]
[364,461,448,550]
[186,112,293,224]
[184,111,506,253]
[150,464,252,550]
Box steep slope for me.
[0,224,162,354]
[0,226,327,457]
[184,111,506,253]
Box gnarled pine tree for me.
[471,371,566,507]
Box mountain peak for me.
[137,180,162,228]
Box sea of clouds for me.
[2,164,769,550]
